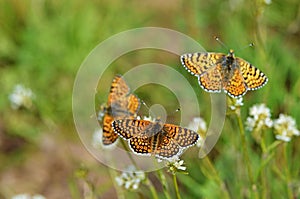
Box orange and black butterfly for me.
[180,49,268,98]
[98,75,140,145]
[112,119,199,159]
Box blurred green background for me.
[0,0,299,198]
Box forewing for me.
[108,75,130,105]
[180,52,225,76]
[163,124,199,148]
[112,119,152,139]
[237,58,268,90]
[102,115,119,145]
[198,64,222,93]
[223,67,248,98]
[127,94,140,115]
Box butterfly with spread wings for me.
[180,49,268,98]
[98,75,140,145]
[112,119,200,159]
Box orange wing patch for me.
[99,75,140,145]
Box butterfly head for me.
[228,49,235,57]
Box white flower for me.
[11,194,31,199]
[32,195,46,199]
[115,165,145,190]
[11,194,46,199]
[229,97,244,110]
[264,0,272,5]
[167,157,187,173]
[274,114,299,142]
[187,117,207,133]
[9,84,35,110]
[245,104,273,131]
[275,134,291,142]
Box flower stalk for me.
[236,110,258,199]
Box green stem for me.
[173,174,181,199]
[266,140,282,153]
[202,157,231,199]
[236,112,258,199]
[157,169,172,199]
[260,134,267,199]
[108,168,125,199]
[283,143,293,199]
[145,178,159,199]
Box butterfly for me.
[180,49,268,98]
[112,119,200,159]
[98,75,140,145]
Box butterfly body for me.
[112,119,199,159]
[181,49,268,98]
[99,75,140,145]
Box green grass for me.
[0,0,299,198]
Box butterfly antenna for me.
[214,36,229,51]
[166,108,181,124]
[141,100,157,119]
[238,43,255,52]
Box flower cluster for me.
[11,194,46,199]
[115,165,145,190]
[273,114,300,142]
[166,157,187,174]
[246,104,299,142]
[228,97,244,111]
[9,84,35,110]
[245,104,273,132]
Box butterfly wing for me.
[128,130,181,159]
[155,135,181,159]
[102,114,119,145]
[223,66,248,98]
[107,75,130,105]
[127,94,141,116]
[236,58,268,90]
[112,119,152,139]
[101,75,140,145]
[198,64,223,93]
[128,137,152,155]
[180,52,225,76]
[163,124,200,148]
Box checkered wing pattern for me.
[129,137,152,154]
[99,75,140,145]
[223,67,247,97]
[180,50,268,98]
[127,94,140,115]
[198,64,223,93]
[113,119,199,159]
[236,58,268,90]
[112,119,152,139]
[163,123,199,148]
[102,115,119,145]
[180,52,225,76]
[155,137,181,158]
[107,75,130,105]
